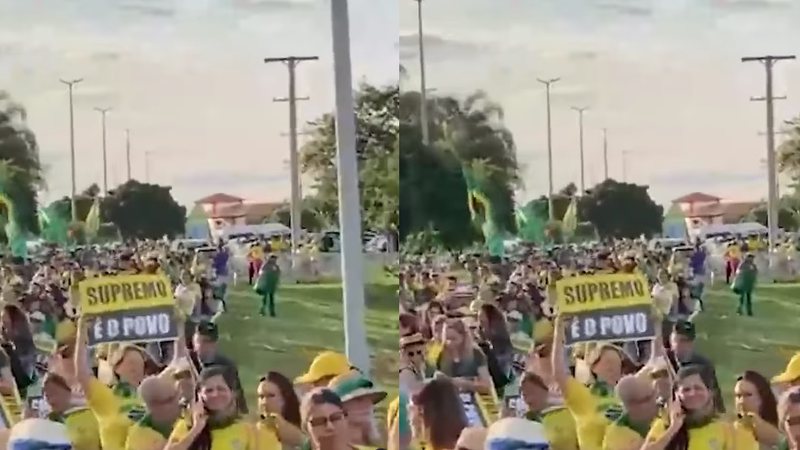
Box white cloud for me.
[1,0,397,207]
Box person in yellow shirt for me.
[166,366,262,450]
[725,241,742,285]
[248,243,265,286]
[551,316,612,450]
[602,374,660,450]
[126,375,183,450]
[642,365,758,450]
[520,371,578,450]
[75,318,148,450]
[43,372,101,450]
[257,371,305,448]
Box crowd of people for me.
[0,240,395,450]
[397,241,800,450]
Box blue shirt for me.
[212,250,229,276]
[690,250,706,275]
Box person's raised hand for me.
[668,398,685,430]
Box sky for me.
[399,0,800,206]
[0,0,398,207]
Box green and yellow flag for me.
[84,197,101,239]
[562,196,578,238]
[462,161,504,257]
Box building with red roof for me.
[670,191,759,237]
[187,193,284,240]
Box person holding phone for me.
[733,371,781,450]
[165,366,266,450]
[641,365,758,450]
[777,387,800,450]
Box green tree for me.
[400,89,519,248]
[104,180,185,239]
[745,203,797,231]
[778,116,800,178]
[300,84,399,232]
[269,202,326,232]
[51,183,103,223]
[0,91,44,234]
[580,179,663,239]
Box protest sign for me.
[556,273,655,344]
[88,305,179,346]
[564,304,656,345]
[79,274,173,314]
[79,274,177,346]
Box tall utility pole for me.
[328,0,370,373]
[537,77,560,221]
[94,107,112,196]
[571,106,589,194]
[60,78,83,222]
[742,54,795,255]
[125,129,132,181]
[602,128,609,180]
[264,56,318,258]
[413,0,430,145]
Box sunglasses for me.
[308,411,346,428]
[405,349,424,358]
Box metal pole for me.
[571,106,589,193]
[622,150,629,182]
[125,128,131,181]
[603,128,609,180]
[265,56,318,258]
[742,54,795,255]
[60,78,83,222]
[94,107,111,196]
[329,0,370,373]
[537,77,559,221]
[415,0,430,145]
[145,151,151,183]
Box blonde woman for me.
[435,319,492,394]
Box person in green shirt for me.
[733,253,758,317]
[255,255,281,317]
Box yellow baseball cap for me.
[773,352,800,384]
[295,351,350,384]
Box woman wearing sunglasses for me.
[300,388,353,450]
[400,333,435,394]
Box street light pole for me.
[329,0,370,373]
[413,0,430,145]
[537,77,560,221]
[125,129,132,181]
[94,107,112,196]
[60,78,83,222]
[603,128,609,180]
[571,106,589,194]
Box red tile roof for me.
[195,193,244,204]
[673,192,721,203]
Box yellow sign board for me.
[79,274,173,315]
[555,273,650,314]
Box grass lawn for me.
[694,281,800,406]
[214,278,398,411]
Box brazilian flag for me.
[462,163,504,257]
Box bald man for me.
[601,374,660,450]
[125,375,182,450]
